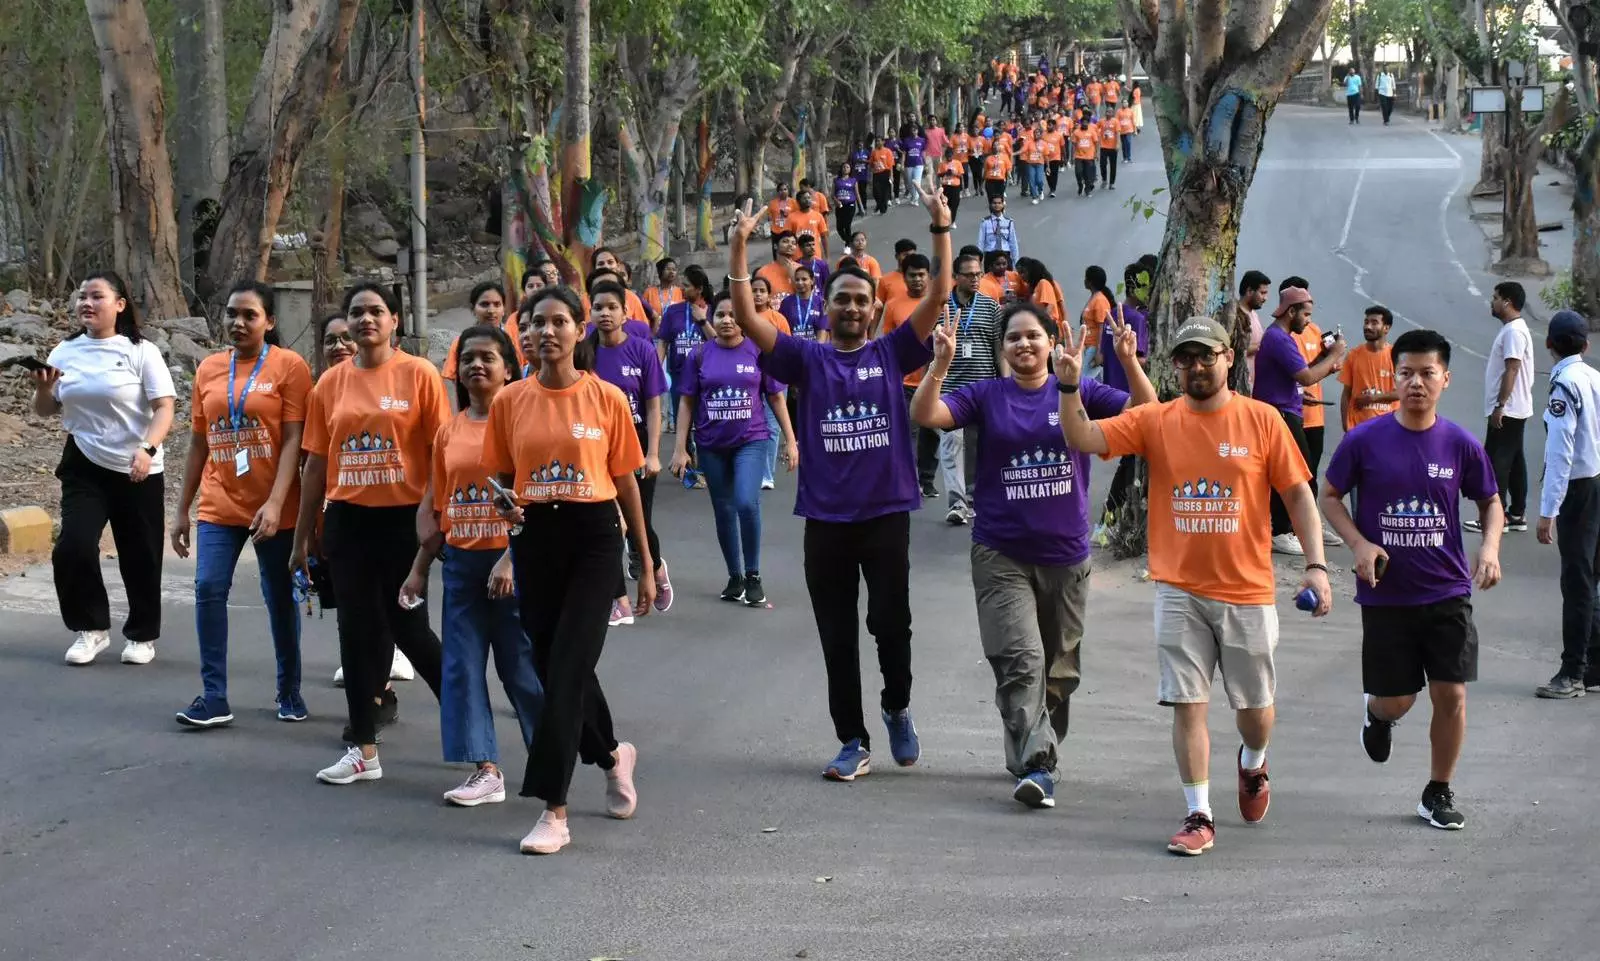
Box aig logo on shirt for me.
[1217,442,1251,458]
[736,363,758,375]
[1426,463,1456,479]
[621,365,643,378]
[570,422,604,441]
[857,366,885,381]
[378,395,411,411]
[1047,411,1060,426]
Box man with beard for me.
[1252,286,1345,555]
[1338,305,1399,430]
[726,185,954,781]
[756,232,799,299]
[1236,270,1271,386]
[1057,316,1331,857]
[940,252,1006,526]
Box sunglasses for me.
[1173,350,1221,369]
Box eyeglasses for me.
[1173,350,1221,369]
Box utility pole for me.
[406,0,428,353]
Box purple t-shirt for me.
[780,291,829,341]
[1324,414,1497,606]
[1253,324,1306,416]
[656,301,705,379]
[594,334,667,426]
[1099,303,1149,393]
[904,136,928,166]
[851,149,871,180]
[679,338,780,450]
[945,375,1127,566]
[586,319,651,341]
[886,138,903,160]
[833,175,860,207]
[762,320,934,522]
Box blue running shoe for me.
[881,708,921,767]
[823,738,871,781]
[1012,770,1055,809]
[176,695,233,728]
[277,692,309,722]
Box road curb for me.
[0,506,53,555]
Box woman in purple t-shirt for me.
[669,292,797,607]
[831,161,860,242]
[910,303,1156,810]
[902,125,928,201]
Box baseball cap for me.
[1172,316,1230,353]
[1272,286,1313,318]
[1549,309,1589,340]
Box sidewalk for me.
[1462,153,1576,326]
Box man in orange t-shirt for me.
[876,238,918,304]
[1057,315,1331,858]
[1339,304,1399,430]
[1070,117,1098,196]
[1097,114,1121,188]
[788,189,830,258]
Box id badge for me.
[961,342,973,360]
[234,447,251,477]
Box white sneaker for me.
[389,649,414,681]
[606,742,639,819]
[760,479,775,490]
[333,666,345,687]
[316,746,382,785]
[519,811,571,854]
[65,630,110,665]
[1322,528,1345,547]
[120,640,155,665]
[1271,533,1305,556]
[443,767,507,807]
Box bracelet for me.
[1056,381,1080,394]
[1304,562,1328,573]
[727,274,752,284]
[929,224,952,234]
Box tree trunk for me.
[694,104,717,251]
[557,0,601,281]
[731,90,752,200]
[615,47,697,269]
[810,68,838,183]
[203,0,361,324]
[317,84,352,319]
[1496,88,1568,273]
[172,0,228,302]
[671,133,686,248]
[85,0,188,321]
[1443,54,1463,132]
[1573,121,1600,320]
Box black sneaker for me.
[1418,782,1466,830]
[627,549,642,582]
[720,575,746,603]
[920,481,938,498]
[1505,515,1529,532]
[743,572,766,607]
[1361,702,1394,763]
[1534,673,1586,699]
[377,688,399,726]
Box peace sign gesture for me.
[918,176,952,227]
[930,305,958,372]
[1108,311,1140,366]
[1053,323,1086,385]
[731,199,760,244]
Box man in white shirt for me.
[1375,69,1397,125]
[1534,311,1600,699]
[1471,281,1535,533]
[1237,269,1271,389]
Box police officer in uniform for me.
[1535,311,1600,699]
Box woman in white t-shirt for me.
[30,271,177,666]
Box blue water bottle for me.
[1294,587,1319,613]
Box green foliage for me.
[1123,186,1167,221]
[1542,269,1578,311]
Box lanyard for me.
[951,294,977,332]
[797,295,815,334]
[228,345,269,430]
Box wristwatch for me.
[141,444,157,456]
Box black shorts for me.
[1360,596,1479,695]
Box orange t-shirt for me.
[878,271,908,304]
[1133,86,1143,104]
[983,154,1008,181]
[644,284,684,318]
[1044,131,1066,161]
[190,346,312,528]
[878,294,926,386]
[1295,323,1326,429]
[939,160,965,187]
[870,148,895,174]
[1116,108,1136,135]
[1339,343,1398,429]
[979,272,1022,303]
[810,193,830,214]
[484,372,643,504]
[443,315,526,381]
[1099,122,1120,151]
[1020,139,1046,164]
[431,412,512,552]
[951,133,972,162]
[1106,80,1121,104]
[1087,82,1103,105]
[789,209,829,241]
[1071,127,1097,160]
[1030,280,1067,329]
[842,253,883,279]
[1082,290,1113,352]
[767,198,793,231]
[756,260,796,298]
[303,350,450,507]
[1096,394,1312,605]
[763,308,791,335]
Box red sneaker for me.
[1167,812,1215,856]
[1238,746,1270,823]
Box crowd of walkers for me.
[18,61,1595,858]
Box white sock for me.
[1240,743,1268,771]
[1182,781,1211,817]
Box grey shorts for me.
[1153,583,1279,710]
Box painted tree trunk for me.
[85,0,188,321]
[1573,122,1600,320]
[172,0,228,299]
[1497,146,1543,269]
[731,91,752,200]
[695,106,716,251]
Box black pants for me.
[1074,158,1095,193]
[1379,94,1394,124]
[942,186,962,223]
[872,172,891,214]
[619,428,662,596]
[1555,476,1600,682]
[903,385,939,489]
[1098,148,1118,186]
[1303,425,1324,495]
[836,202,857,240]
[513,501,621,805]
[1046,160,1061,194]
[1269,409,1312,536]
[893,164,904,198]
[322,502,443,744]
[1347,93,1362,123]
[1484,415,1528,518]
[984,178,1006,201]
[53,437,164,641]
[1103,455,1138,521]
[804,511,913,748]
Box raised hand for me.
[1052,323,1085,384]
[731,199,759,244]
[920,177,951,225]
[1109,313,1139,364]
[931,307,958,369]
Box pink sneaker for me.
[606,741,638,819]
[519,811,570,855]
[608,599,634,627]
[443,767,505,807]
[653,561,674,613]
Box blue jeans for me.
[1121,133,1133,162]
[698,441,765,576]
[1026,163,1045,198]
[441,547,544,763]
[193,522,301,703]
[763,392,783,485]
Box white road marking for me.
[1335,249,1489,361]
[1425,130,1483,298]
[1336,149,1370,251]
[1257,158,1459,171]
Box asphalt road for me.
[2,106,1597,961]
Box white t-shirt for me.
[47,334,176,473]
[1484,317,1535,419]
[1376,73,1395,97]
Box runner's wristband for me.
[929,224,952,234]
[1056,382,1080,394]
[1304,562,1328,573]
